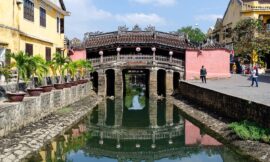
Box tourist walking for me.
[200,66,207,83]
[250,67,258,87]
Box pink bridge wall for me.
[69,50,86,61]
[185,49,231,80]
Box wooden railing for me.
[89,54,184,68]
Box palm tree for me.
[7,51,33,91]
[31,55,49,87]
[76,60,93,79]
[64,61,78,81]
[52,53,71,84]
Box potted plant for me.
[52,53,70,89]
[41,60,57,92]
[5,52,30,102]
[27,55,49,96]
[64,61,79,86]
[76,60,94,84]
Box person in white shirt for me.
[251,67,258,87]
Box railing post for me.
[117,47,121,61]
[99,51,104,63]
[152,47,156,62]
[169,51,173,63]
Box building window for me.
[24,0,34,22]
[25,43,33,56]
[40,7,46,27]
[45,47,51,61]
[57,17,60,33]
[60,18,65,33]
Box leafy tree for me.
[233,18,270,65]
[177,26,206,43]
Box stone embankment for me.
[0,89,100,162]
[0,82,92,137]
[174,81,270,162]
[178,81,270,128]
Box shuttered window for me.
[57,17,60,33]
[45,47,51,61]
[40,7,46,27]
[25,43,33,56]
[24,0,34,22]
[60,18,64,33]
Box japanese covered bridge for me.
[69,26,230,98]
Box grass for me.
[229,120,270,143]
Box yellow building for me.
[209,0,270,50]
[0,0,70,65]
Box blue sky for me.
[65,0,230,39]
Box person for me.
[232,63,237,74]
[251,67,258,87]
[241,64,246,75]
[200,66,207,83]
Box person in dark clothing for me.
[200,66,207,83]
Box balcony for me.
[242,4,270,12]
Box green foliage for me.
[0,65,13,84]
[177,26,206,43]
[76,60,94,79]
[229,120,270,143]
[234,18,270,60]
[52,53,71,83]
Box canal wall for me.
[178,81,270,128]
[0,82,92,137]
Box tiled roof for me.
[201,40,226,50]
[83,31,197,50]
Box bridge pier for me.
[166,100,173,126]
[149,68,158,99]
[98,100,106,126]
[166,70,174,96]
[149,99,157,128]
[115,69,123,99]
[98,71,106,97]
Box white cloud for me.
[116,13,166,26]
[194,14,223,22]
[130,0,177,6]
[64,0,166,38]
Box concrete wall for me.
[0,82,92,137]
[69,50,87,61]
[178,82,270,128]
[185,49,231,80]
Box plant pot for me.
[54,83,65,90]
[78,79,88,84]
[6,92,26,102]
[71,81,78,86]
[64,82,73,88]
[40,85,54,92]
[27,88,44,96]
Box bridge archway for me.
[105,69,115,97]
[173,72,180,91]
[157,69,166,97]
[91,72,98,93]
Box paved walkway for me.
[187,74,270,106]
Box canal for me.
[27,73,254,162]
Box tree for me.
[233,18,270,65]
[177,26,206,44]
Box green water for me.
[27,73,254,162]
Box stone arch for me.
[157,69,166,97]
[91,71,98,93]
[105,69,115,97]
[173,72,180,91]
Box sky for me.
[64,0,230,39]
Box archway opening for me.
[157,69,166,97]
[106,69,115,97]
[173,72,180,91]
[91,72,98,93]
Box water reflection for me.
[28,98,249,162]
[27,72,252,162]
